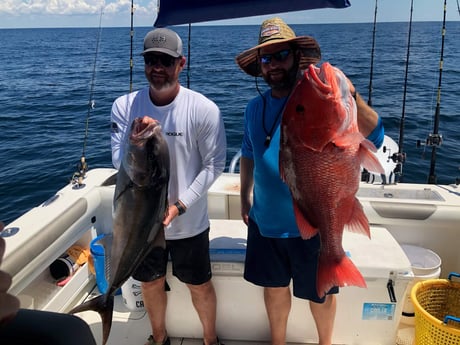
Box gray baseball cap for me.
[141,28,183,57]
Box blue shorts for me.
[133,228,212,285]
[244,218,338,303]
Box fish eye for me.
[296,104,305,114]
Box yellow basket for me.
[411,273,460,345]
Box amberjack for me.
[70,116,170,344]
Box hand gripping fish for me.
[69,116,170,344]
[279,62,384,297]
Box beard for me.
[262,61,299,91]
[149,78,176,92]
[146,70,177,92]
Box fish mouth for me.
[307,63,333,94]
[131,117,161,143]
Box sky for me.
[0,0,459,29]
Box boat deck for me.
[77,293,307,345]
[74,291,415,345]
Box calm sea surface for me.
[0,22,459,224]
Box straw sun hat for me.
[235,17,321,77]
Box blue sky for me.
[0,0,458,29]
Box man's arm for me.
[240,156,254,225]
[355,92,379,137]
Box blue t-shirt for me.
[241,89,385,238]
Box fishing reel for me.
[361,136,405,185]
[383,141,406,183]
[71,156,88,189]
[416,133,443,148]
[386,148,406,165]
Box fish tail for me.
[317,255,367,298]
[345,199,371,238]
[68,294,114,345]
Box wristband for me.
[175,201,186,216]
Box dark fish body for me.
[280,62,384,297]
[70,116,169,344]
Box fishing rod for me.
[367,0,378,107]
[422,0,447,184]
[71,8,104,187]
[361,0,378,183]
[187,23,191,88]
[393,0,415,182]
[129,0,135,93]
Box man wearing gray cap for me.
[111,28,226,345]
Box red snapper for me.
[279,62,384,297]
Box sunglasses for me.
[259,49,291,65]
[144,54,177,68]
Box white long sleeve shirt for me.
[111,85,227,240]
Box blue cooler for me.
[90,234,121,295]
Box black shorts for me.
[132,228,212,285]
[244,218,338,303]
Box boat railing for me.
[228,150,241,173]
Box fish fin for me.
[360,137,378,152]
[68,294,114,345]
[345,198,371,238]
[279,150,287,183]
[333,132,363,149]
[152,227,166,248]
[317,255,367,298]
[101,234,113,284]
[279,163,285,182]
[100,296,114,345]
[293,202,318,239]
[359,141,385,174]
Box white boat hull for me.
[2,168,460,344]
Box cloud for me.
[0,0,157,16]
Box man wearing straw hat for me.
[236,17,384,345]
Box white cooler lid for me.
[209,219,247,262]
[343,226,412,279]
[209,220,412,279]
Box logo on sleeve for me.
[165,131,183,137]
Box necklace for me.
[262,96,288,147]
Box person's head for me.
[235,17,321,91]
[141,28,186,92]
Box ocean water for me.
[0,22,459,224]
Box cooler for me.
[164,220,412,345]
